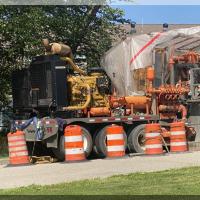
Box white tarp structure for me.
[101,26,200,96]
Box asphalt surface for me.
[1,151,200,189]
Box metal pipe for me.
[146,103,149,115]
[169,58,175,86]
[63,84,91,111]
[168,95,173,100]
[131,104,134,115]
[178,104,187,121]
[173,95,178,100]
[61,57,87,75]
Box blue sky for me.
[111,0,200,5]
[112,5,200,24]
[134,0,200,5]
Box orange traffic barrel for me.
[7,130,30,165]
[145,123,163,155]
[170,122,187,152]
[64,125,85,162]
[106,125,125,158]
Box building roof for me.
[121,24,200,36]
[113,24,200,47]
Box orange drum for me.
[64,125,85,162]
[106,125,125,158]
[170,122,187,152]
[7,131,30,165]
[145,124,163,155]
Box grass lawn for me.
[0,167,200,196]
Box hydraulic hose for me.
[61,57,86,75]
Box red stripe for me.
[10,150,28,154]
[8,139,25,143]
[107,140,125,146]
[9,144,26,148]
[129,33,162,65]
[121,118,127,121]
[107,151,125,157]
[109,118,116,121]
[95,119,103,123]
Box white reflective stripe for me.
[115,118,120,121]
[102,119,108,122]
[128,118,133,120]
[140,117,145,120]
[65,148,84,155]
[145,144,162,149]
[146,132,160,138]
[8,141,26,147]
[171,142,187,146]
[107,134,124,140]
[8,136,25,142]
[10,151,28,157]
[9,146,27,151]
[171,131,185,136]
[89,119,95,122]
[65,136,82,142]
[107,145,125,152]
[56,66,66,69]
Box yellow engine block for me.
[67,73,110,109]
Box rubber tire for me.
[52,135,65,161]
[52,127,93,161]
[92,130,100,156]
[82,127,93,157]
[128,124,145,153]
[95,125,127,158]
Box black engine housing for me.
[12,55,69,116]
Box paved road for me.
[1,152,200,189]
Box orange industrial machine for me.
[11,41,199,160]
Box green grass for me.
[1,167,200,195]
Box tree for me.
[0,5,129,105]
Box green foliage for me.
[0,6,46,104]
[0,5,128,105]
[0,167,200,195]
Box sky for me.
[136,0,200,5]
[112,5,200,24]
[111,0,200,5]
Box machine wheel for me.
[95,125,127,158]
[127,124,146,153]
[52,135,65,161]
[82,127,93,157]
[52,126,93,161]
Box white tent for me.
[101,26,200,96]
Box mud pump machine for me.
[11,40,200,159]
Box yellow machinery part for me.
[66,73,109,111]
[63,84,91,111]
[61,57,86,75]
